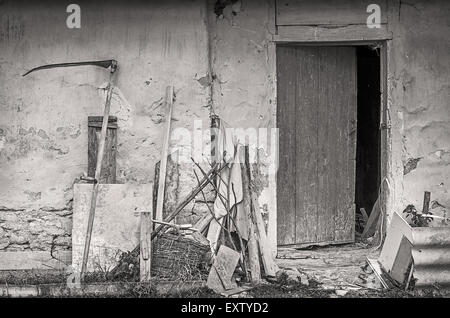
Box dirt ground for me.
[0,244,447,298]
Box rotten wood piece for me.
[247,228,261,284]
[152,152,180,225]
[250,193,278,278]
[240,146,261,283]
[140,212,152,282]
[422,191,431,214]
[241,146,277,278]
[155,86,174,221]
[207,245,240,293]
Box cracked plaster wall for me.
[0,0,210,251]
[207,0,277,253]
[0,0,449,255]
[387,0,450,220]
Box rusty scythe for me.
[23,59,119,281]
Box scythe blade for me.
[23,59,118,76]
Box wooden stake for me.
[247,227,261,284]
[140,212,152,282]
[422,191,431,214]
[155,86,174,221]
[240,146,260,283]
[250,194,278,277]
[81,70,116,280]
[244,147,278,277]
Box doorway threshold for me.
[276,244,381,290]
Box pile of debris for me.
[108,144,279,296]
[367,191,450,293]
[22,62,279,294]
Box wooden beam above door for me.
[272,25,392,43]
[276,0,388,26]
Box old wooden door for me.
[277,46,357,246]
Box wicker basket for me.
[151,233,210,281]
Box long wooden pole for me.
[241,146,261,283]
[80,69,116,281]
[155,86,174,221]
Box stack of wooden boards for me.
[193,146,278,295]
[104,87,278,293]
[136,145,279,295]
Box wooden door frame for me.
[273,40,389,247]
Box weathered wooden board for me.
[88,116,117,184]
[251,195,278,277]
[379,212,413,274]
[276,46,298,245]
[274,25,392,42]
[155,86,174,222]
[276,0,388,26]
[240,145,261,283]
[276,46,357,246]
[207,246,240,293]
[390,235,413,284]
[152,152,180,222]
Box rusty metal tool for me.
[23,59,118,77]
[23,59,118,281]
[80,63,118,281]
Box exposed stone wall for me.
[0,207,72,251]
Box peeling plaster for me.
[0,1,210,252]
[403,157,422,175]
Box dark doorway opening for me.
[355,46,381,234]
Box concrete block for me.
[72,183,152,273]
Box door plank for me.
[336,47,357,242]
[317,47,334,243]
[276,46,298,245]
[294,47,318,244]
